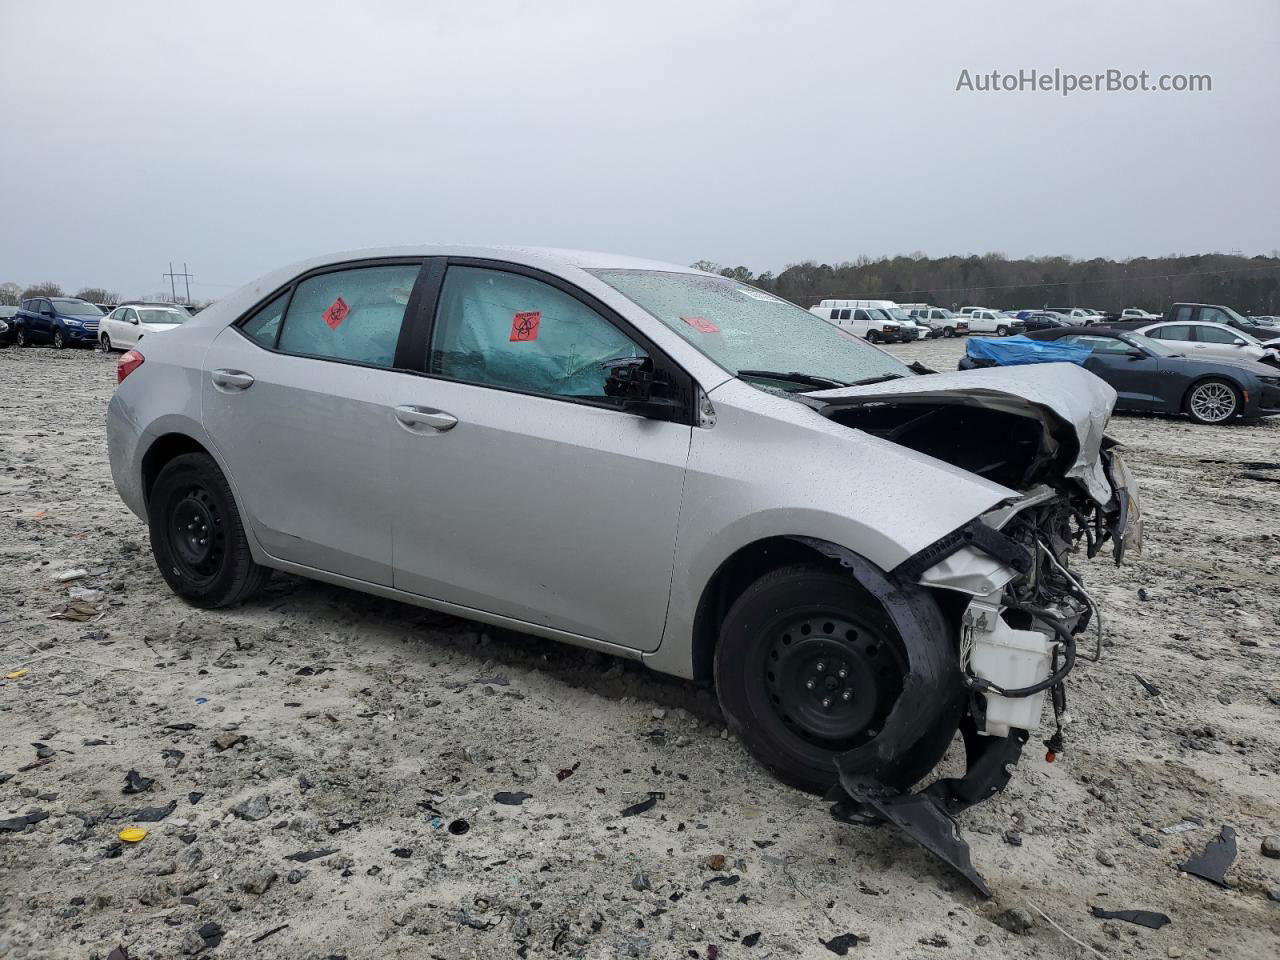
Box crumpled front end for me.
[806,364,1144,895]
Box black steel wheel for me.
[148,452,270,607]
[715,564,958,794]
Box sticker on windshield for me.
[322,296,350,330]
[510,311,541,342]
[681,316,720,334]
[737,288,781,303]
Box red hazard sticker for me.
[323,296,350,330]
[510,311,541,342]
[681,316,720,334]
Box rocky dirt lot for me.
[1,338,1278,960]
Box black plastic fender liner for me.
[786,536,965,787]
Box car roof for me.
[282,245,705,276]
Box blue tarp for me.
[965,335,1091,367]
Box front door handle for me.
[394,404,458,432]
[211,369,255,390]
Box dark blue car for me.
[13,297,105,348]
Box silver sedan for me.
[107,246,1140,873]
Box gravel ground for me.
[1,338,1278,960]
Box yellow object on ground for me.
[118,827,148,843]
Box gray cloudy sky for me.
[1,0,1276,298]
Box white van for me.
[809,304,911,343]
[817,299,929,340]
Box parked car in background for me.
[908,306,969,337]
[1019,312,1072,332]
[1004,327,1280,424]
[1108,303,1277,343]
[814,300,928,340]
[12,297,104,348]
[810,304,911,343]
[962,308,1024,336]
[1043,307,1102,324]
[1118,308,1161,321]
[119,300,193,316]
[106,244,1141,854]
[1133,320,1279,366]
[0,305,18,347]
[98,304,192,351]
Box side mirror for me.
[603,355,680,421]
[130,316,140,325]
[1126,349,1145,360]
[1232,339,1246,347]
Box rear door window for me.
[428,265,646,402]
[1172,306,1193,323]
[274,264,420,367]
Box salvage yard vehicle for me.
[12,296,103,348]
[1133,319,1279,367]
[97,303,191,352]
[808,303,911,343]
[0,305,16,347]
[107,246,1143,893]
[961,307,1024,336]
[1003,327,1280,424]
[908,306,969,337]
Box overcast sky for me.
[1,0,1276,298]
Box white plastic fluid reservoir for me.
[970,620,1054,737]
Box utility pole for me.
[163,262,194,304]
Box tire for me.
[1185,378,1240,425]
[943,327,955,338]
[99,334,112,352]
[714,564,959,795]
[16,328,28,347]
[995,325,1009,337]
[53,330,66,349]
[148,452,270,608]
[866,330,881,344]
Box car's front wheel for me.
[995,324,1010,336]
[148,452,270,608]
[866,330,881,344]
[714,564,960,795]
[99,334,112,352]
[942,326,955,338]
[1185,378,1240,425]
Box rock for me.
[993,908,1034,935]
[286,869,307,885]
[212,733,245,751]
[1003,830,1023,847]
[631,871,651,891]
[1266,885,1280,903]
[231,794,271,821]
[651,708,667,720]
[974,934,990,946]
[240,869,277,895]
[1096,850,1116,867]
[706,854,727,871]
[1261,835,1280,859]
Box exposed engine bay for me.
[798,375,1143,895]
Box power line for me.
[162,262,194,303]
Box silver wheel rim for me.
[1190,382,1235,422]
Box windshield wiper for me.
[849,373,906,386]
[737,369,850,389]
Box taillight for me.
[118,349,145,383]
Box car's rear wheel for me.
[148,452,270,608]
[52,330,66,349]
[1185,378,1240,425]
[99,334,112,352]
[714,564,960,795]
[16,328,29,347]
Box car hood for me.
[803,363,1117,504]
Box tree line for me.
[692,253,1280,314]
[0,282,119,305]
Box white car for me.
[1136,320,1280,364]
[98,304,192,352]
[1119,308,1161,321]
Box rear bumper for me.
[107,393,148,521]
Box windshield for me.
[884,307,913,322]
[589,270,913,389]
[933,308,956,319]
[52,299,103,316]
[1121,333,1181,357]
[139,308,188,324]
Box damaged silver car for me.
[107,247,1141,892]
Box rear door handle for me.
[211,369,255,390]
[394,405,458,432]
